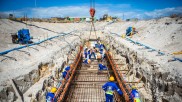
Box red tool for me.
[90,8,95,17]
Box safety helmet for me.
[108,51,112,56]
[132,86,136,89]
[70,64,73,68]
[109,76,115,81]
[51,87,57,93]
[88,59,91,64]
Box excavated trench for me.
[0,35,181,102]
[102,35,182,102]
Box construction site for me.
[0,0,182,102]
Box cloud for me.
[144,7,182,19]
[0,5,182,19]
[0,12,8,18]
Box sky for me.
[0,0,182,19]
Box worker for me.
[62,71,67,79]
[46,87,57,102]
[98,63,108,74]
[102,76,123,102]
[84,47,88,58]
[87,48,91,59]
[130,86,141,102]
[83,59,91,64]
[100,49,105,60]
[99,43,104,51]
[62,64,73,79]
[64,66,71,71]
[98,63,108,70]
[89,47,96,59]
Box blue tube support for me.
[108,32,165,56]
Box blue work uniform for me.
[62,71,67,78]
[84,48,88,58]
[62,66,71,78]
[130,89,141,102]
[90,51,96,59]
[83,59,89,64]
[102,82,123,102]
[100,44,104,50]
[98,64,108,70]
[88,50,91,55]
[65,66,70,71]
[87,50,90,59]
[46,92,55,102]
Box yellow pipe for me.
[173,51,182,55]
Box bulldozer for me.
[11,29,33,44]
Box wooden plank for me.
[9,79,23,102]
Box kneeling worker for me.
[46,87,57,102]
[98,63,108,74]
[83,59,91,64]
[102,76,123,102]
[130,86,141,102]
[98,63,108,70]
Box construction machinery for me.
[126,27,136,36]
[11,29,33,44]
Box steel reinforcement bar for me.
[105,51,132,102]
[55,45,83,102]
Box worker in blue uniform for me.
[64,66,71,71]
[84,47,88,58]
[98,63,108,74]
[89,47,96,59]
[46,87,57,102]
[99,43,104,51]
[62,71,67,78]
[62,65,72,79]
[130,86,141,102]
[98,63,108,70]
[87,48,91,59]
[83,59,91,64]
[102,76,123,102]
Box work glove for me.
[103,88,107,91]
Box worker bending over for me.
[98,63,108,70]
[46,87,57,102]
[83,59,91,64]
[102,76,123,102]
[89,47,96,59]
[84,47,88,59]
[62,64,73,79]
[130,86,141,102]
[98,63,108,74]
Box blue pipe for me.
[108,32,165,55]
[0,31,75,56]
[173,58,182,62]
[125,37,165,55]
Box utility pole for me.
[123,13,124,20]
[35,0,37,7]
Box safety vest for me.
[131,90,141,102]
[134,98,141,102]
[106,86,114,95]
